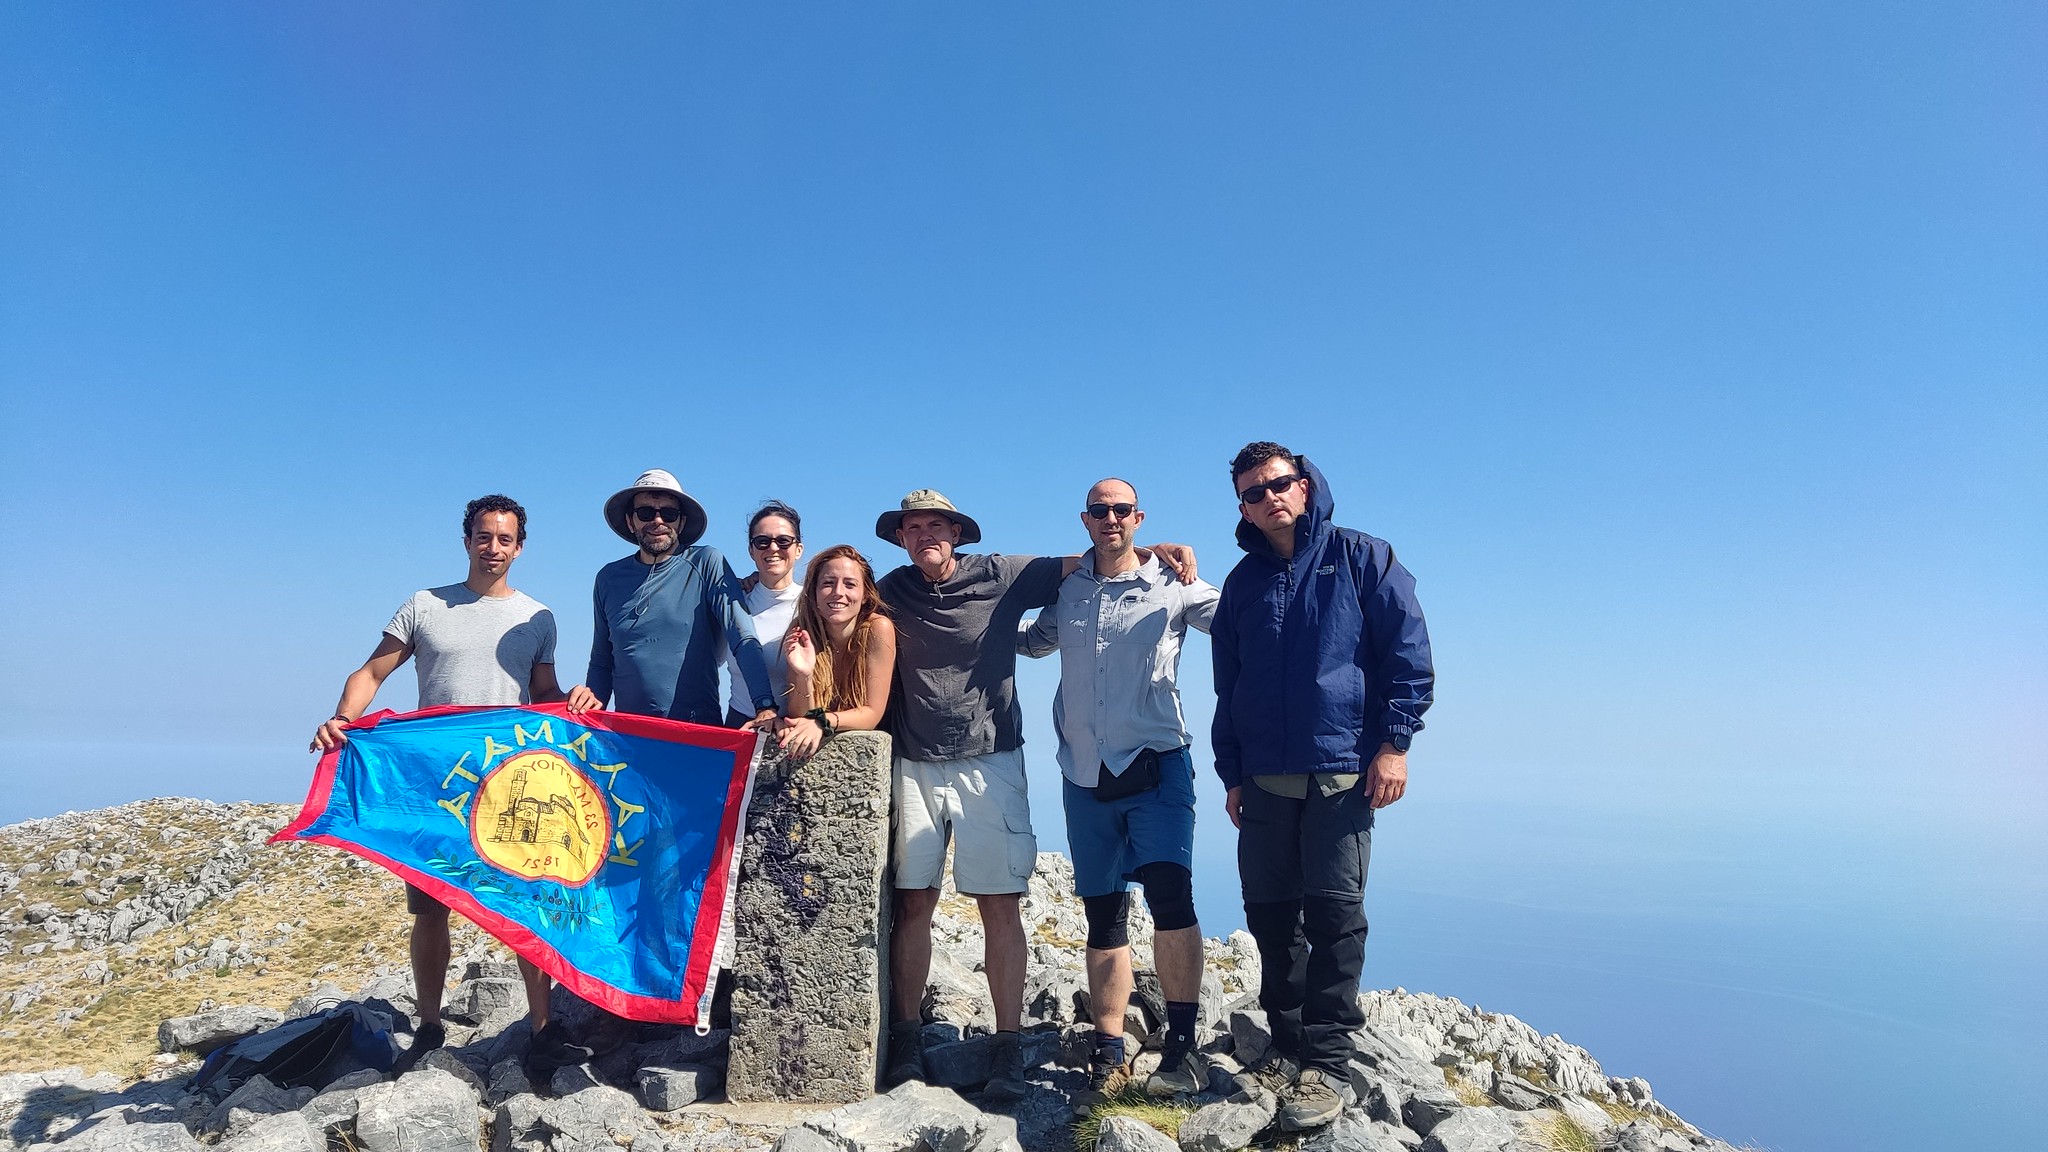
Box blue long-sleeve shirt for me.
[585,547,775,723]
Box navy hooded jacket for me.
[1211,457,1434,788]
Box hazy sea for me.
[3,732,2039,1152]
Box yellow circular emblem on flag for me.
[470,750,612,886]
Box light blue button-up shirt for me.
[1018,553,1219,787]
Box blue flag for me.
[276,703,761,1025]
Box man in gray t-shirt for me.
[309,495,578,1076]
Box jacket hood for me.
[1235,454,1335,559]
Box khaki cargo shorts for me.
[892,748,1038,895]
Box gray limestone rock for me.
[1419,1107,1516,1152]
[773,1128,845,1152]
[927,948,998,1033]
[283,982,349,1020]
[220,1111,323,1152]
[485,1059,533,1104]
[1227,1010,1273,1068]
[729,732,894,1103]
[203,1075,314,1137]
[31,1119,204,1151]
[488,1094,548,1152]
[415,1048,485,1097]
[783,1081,1021,1152]
[1612,1122,1693,1152]
[1300,1111,1410,1152]
[1095,1116,1182,1152]
[637,1063,722,1110]
[0,1068,124,1147]
[350,1068,479,1152]
[1176,1088,1277,1152]
[157,1005,284,1054]
[1548,1094,1613,1137]
[1022,964,1087,1027]
[1348,1064,1403,1124]
[536,1082,655,1148]
[444,977,523,1027]
[1400,1086,1461,1136]
[1487,1072,1546,1111]
[551,1063,604,1097]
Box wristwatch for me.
[1386,731,1412,754]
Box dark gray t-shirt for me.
[879,552,1066,762]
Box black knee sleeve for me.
[1134,862,1198,931]
[1083,892,1132,950]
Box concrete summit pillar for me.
[726,730,894,1103]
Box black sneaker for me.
[392,1021,445,1074]
[884,1020,926,1087]
[524,1020,592,1082]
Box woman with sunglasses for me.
[776,544,896,758]
[723,501,805,727]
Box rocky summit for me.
[0,797,1745,1152]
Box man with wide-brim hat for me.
[872,486,1198,1102]
[565,469,778,727]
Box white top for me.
[723,580,802,711]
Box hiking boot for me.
[524,1020,592,1082]
[1144,1043,1203,1098]
[980,1030,1029,1103]
[1277,1067,1352,1132]
[1071,1049,1135,1111]
[1246,1051,1301,1095]
[884,1020,926,1087]
[392,1021,445,1074]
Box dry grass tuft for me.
[1072,1088,1194,1152]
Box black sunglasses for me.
[633,505,684,523]
[750,534,799,551]
[1085,502,1137,521]
[1237,474,1303,505]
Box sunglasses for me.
[633,505,684,523]
[1237,474,1303,505]
[750,534,799,551]
[1085,502,1137,521]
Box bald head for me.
[1080,477,1144,571]
[1087,477,1138,505]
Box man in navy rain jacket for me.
[1211,441,1434,1131]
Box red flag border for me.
[274,702,761,1026]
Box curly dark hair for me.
[1229,441,1298,483]
[748,500,802,541]
[463,494,528,543]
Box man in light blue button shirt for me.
[1019,477,1219,1103]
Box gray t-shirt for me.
[879,553,1065,762]
[385,584,557,708]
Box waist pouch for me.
[1094,748,1166,801]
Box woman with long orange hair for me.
[776,544,896,758]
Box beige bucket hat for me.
[875,488,982,546]
[603,468,709,549]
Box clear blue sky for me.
[2,5,2042,1151]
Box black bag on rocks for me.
[190,1003,396,1094]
